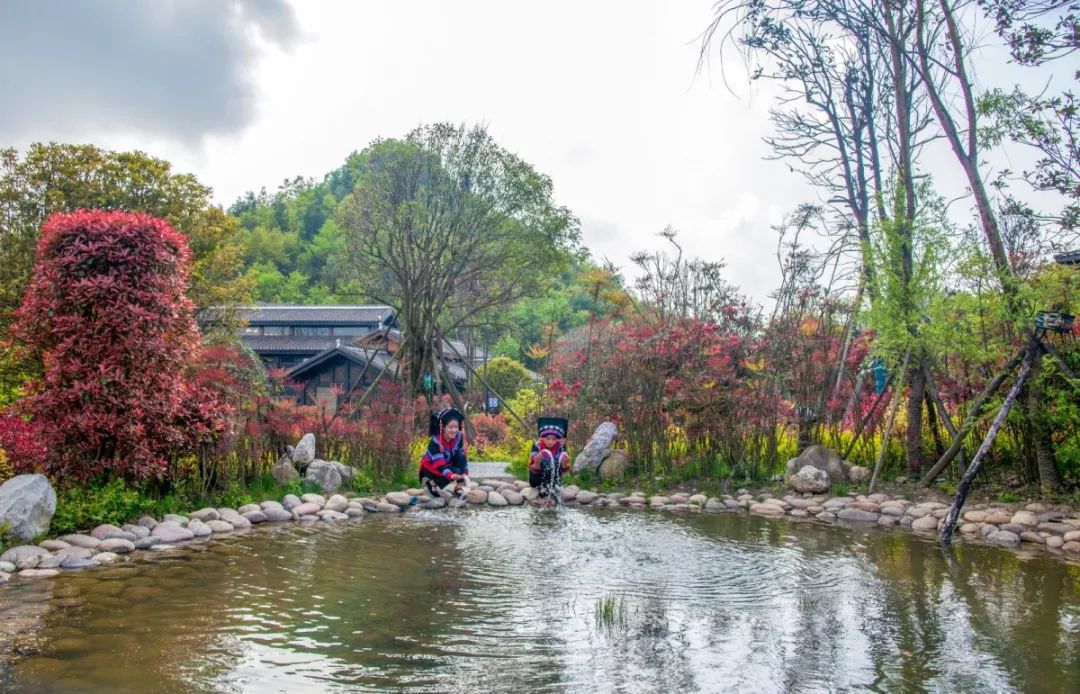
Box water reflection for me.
[0,508,1078,692]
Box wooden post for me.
[347,340,409,411]
[921,360,965,475]
[939,340,1038,545]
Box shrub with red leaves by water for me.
[13,210,222,482]
[0,413,48,474]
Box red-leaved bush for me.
[13,210,225,482]
[0,413,48,474]
[469,412,511,453]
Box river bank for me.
[3,475,1079,587]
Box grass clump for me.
[594,594,628,630]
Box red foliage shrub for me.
[0,413,48,474]
[546,307,774,472]
[469,412,511,452]
[259,379,417,481]
[13,210,225,482]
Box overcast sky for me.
[0,0,1049,304]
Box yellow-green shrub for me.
[0,447,12,484]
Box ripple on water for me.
[2,506,1079,693]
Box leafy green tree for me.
[337,123,580,394]
[476,356,533,401]
[0,143,250,329]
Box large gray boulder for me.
[789,465,830,494]
[271,454,298,485]
[573,421,618,474]
[597,450,630,480]
[0,474,57,542]
[293,433,317,470]
[785,445,848,484]
[305,459,342,493]
[329,461,355,484]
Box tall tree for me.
[337,124,580,395]
[0,143,251,332]
[703,0,936,469]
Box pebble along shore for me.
[3,480,1079,585]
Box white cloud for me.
[3,0,838,305]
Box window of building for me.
[295,326,332,336]
[315,387,338,416]
[242,326,262,335]
[262,326,287,336]
[333,326,370,336]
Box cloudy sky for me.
[1,0,1042,303]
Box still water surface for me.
[1,508,1078,693]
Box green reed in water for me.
[594,594,628,629]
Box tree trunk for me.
[1025,345,1061,492]
[905,358,926,475]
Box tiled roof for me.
[286,345,396,379]
[1054,250,1080,265]
[284,344,467,383]
[368,328,487,361]
[241,336,337,353]
[242,304,394,325]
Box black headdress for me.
[537,417,569,439]
[429,407,465,436]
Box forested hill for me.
[227,152,627,367]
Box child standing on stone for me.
[419,407,469,499]
[529,417,570,507]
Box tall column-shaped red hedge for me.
[14,210,211,481]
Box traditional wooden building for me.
[284,344,467,413]
[231,304,476,411]
[238,304,397,371]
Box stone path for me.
[468,462,513,480]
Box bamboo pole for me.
[842,371,894,461]
[939,340,1039,544]
[921,360,965,475]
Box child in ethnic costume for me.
[419,407,469,499]
[529,417,570,506]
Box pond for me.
[1,507,1078,693]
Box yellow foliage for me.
[508,387,542,421]
[409,435,429,463]
[799,318,819,336]
[0,447,11,484]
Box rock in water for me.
[0,474,57,542]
